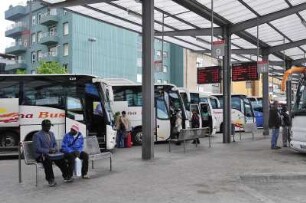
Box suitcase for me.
[125,132,132,148]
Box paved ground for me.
[1,130,306,203]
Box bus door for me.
[190,104,202,128]
[155,97,171,141]
[65,96,86,137]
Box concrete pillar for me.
[262,52,269,136]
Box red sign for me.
[232,62,259,81]
[197,66,221,84]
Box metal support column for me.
[142,0,154,160]
[223,26,231,143]
[262,52,269,136]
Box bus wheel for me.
[1,132,18,147]
[132,129,143,146]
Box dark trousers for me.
[36,156,68,182]
[64,151,89,177]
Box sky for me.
[0,0,26,53]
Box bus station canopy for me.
[42,0,306,81]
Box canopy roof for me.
[42,0,306,80]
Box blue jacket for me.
[33,130,57,159]
[61,132,84,153]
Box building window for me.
[63,64,68,72]
[37,13,42,24]
[31,52,36,64]
[63,22,69,35]
[32,15,36,25]
[63,43,69,56]
[50,8,57,15]
[64,10,68,15]
[163,80,168,84]
[163,51,168,58]
[31,33,36,45]
[156,79,162,84]
[163,65,168,73]
[49,26,56,36]
[137,74,142,83]
[37,31,42,42]
[48,46,57,56]
[37,50,42,61]
[156,50,162,60]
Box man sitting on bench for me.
[61,124,90,179]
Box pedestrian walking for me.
[281,106,290,147]
[116,111,129,148]
[191,109,200,144]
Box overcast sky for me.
[0,0,26,53]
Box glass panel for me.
[156,98,169,119]
[232,96,241,111]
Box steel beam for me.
[155,27,223,37]
[142,0,154,160]
[269,39,306,53]
[197,48,260,55]
[231,2,306,33]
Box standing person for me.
[201,104,212,133]
[191,109,200,144]
[281,106,290,147]
[174,109,183,145]
[116,111,129,148]
[61,124,90,179]
[269,101,282,150]
[32,119,69,187]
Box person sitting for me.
[191,109,200,144]
[61,124,90,179]
[32,119,69,187]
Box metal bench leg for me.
[196,140,198,148]
[18,142,22,183]
[110,157,112,171]
[209,136,211,148]
[183,140,186,153]
[92,160,94,169]
[168,141,171,152]
[35,165,38,187]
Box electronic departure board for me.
[232,62,259,81]
[197,66,221,84]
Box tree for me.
[16,69,26,74]
[36,61,67,74]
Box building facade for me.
[4,1,184,85]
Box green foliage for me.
[16,69,27,74]
[36,61,67,74]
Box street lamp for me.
[88,37,97,75]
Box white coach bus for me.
[0,74,116,154]
[104,79,189,145]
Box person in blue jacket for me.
[33,119,69,187]
[61,124,89,179]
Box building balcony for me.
[40,14,58,26]
[39,33,59,46]
[5,23,27,38]
[5,42,28,55]
[39,52,59,62]
[5,60,27,72]
[5,5,26,21]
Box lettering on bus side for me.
[127,112,137,115]
[19,112,65,118]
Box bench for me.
[168,127,211,153]
[18,136,112,186]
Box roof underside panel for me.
[246,24,284,46]
[242,0,288,16]
[284,47,305,60]
[288,0,306,6]
[196,0,257,23]
[270,14,306,41]
[231,35,257,48]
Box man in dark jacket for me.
[269,101,282,149]
[32,119,69,187]
[281,106,290,147]
[61,124,89,179]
